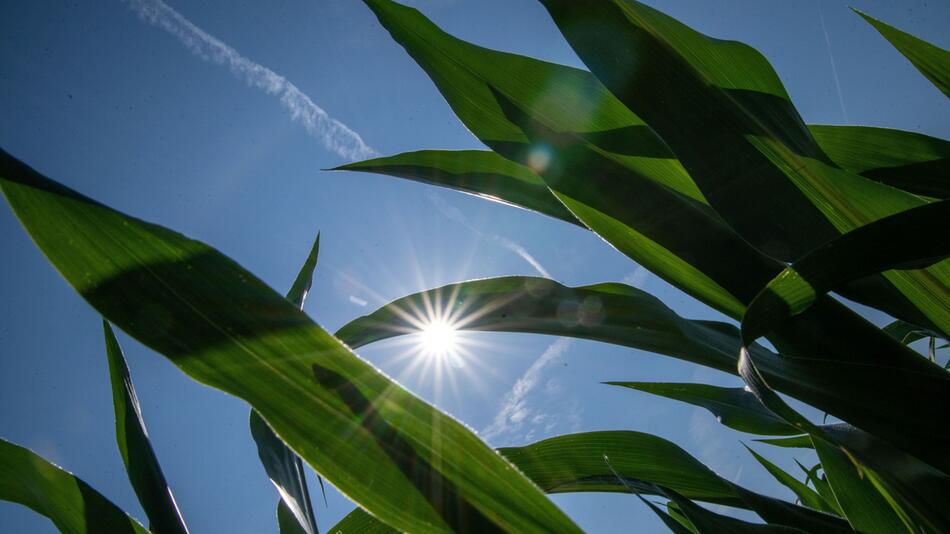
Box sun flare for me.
[418,319,458,357]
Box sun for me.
[418,319,458,357]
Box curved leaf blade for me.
[659,487,806,534]
[606,382,797,436]
[334,150,580,226]
[337,276,741,375]
[104,322,188,534]
[498,431,850,532]
[0,150,580,534]
[498,431,738,504]
[743,199,950,343]
[0,438,149,534]
[809,125,950,199]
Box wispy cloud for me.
[427,192,552,278]
[123,0,376,160]
[482,338,578,443]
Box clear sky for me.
[1,0,947,532]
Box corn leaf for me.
[337,276,743,375]
[606,382,797,436]
[742,445,833,514]
[755,436,813,449]
[104,322,188,534]
[339,274,950,477]
[498,431,850,532]
[666,502,699,534]
[882,320,939,345]
[250,232,321,534]
[811,438,907,533]
[658,487,806,534]
[809,125,950,198]
[327,508,397,534]
[0,150,581,534]
[743,199,950,341]
[856,9,950,98]
[797,462,842,516]
[498,431,737,504]
[539,0,949,334]
[334,150,580,226]
[738,350,950,532]
[0,438,149,534]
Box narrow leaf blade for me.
[104,321,188,534]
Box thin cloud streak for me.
[427,192,552,278]
[124,0,376,160]
[482,338,574,442]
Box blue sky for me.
[0,0,947,532]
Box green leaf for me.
[606,382,797,436]
[539,0,949,333]
[339,274,950,479]
[0,438,149,534]
[364,0,939,336]
[497,431,738,504]
[737,351,950,532]
[797,462,842,516]
[812,438,907,533]
[809,125,950,198]
[499,431,850,532]
[742,445,834,514]
[754,436,813,449]
[250,231,321,534]
[658,487,806,534]
[882,319,938,345]
[601,454,696,534]
[856,9,950,98]
[104,321,188,534]
[738,200,950,473]
[0,150,580,534]
[637,496,695,534]
[286,232,320,309]
[337,276,741,375]
[743,199,950,341]
[326,508,397,534]
[278,500,310,534]
[360,0,763,320]
[666,502,699,534]
[334,150,580,226]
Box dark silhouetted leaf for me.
[809,125,950,198]
[334,150,580,226]
[607,382,797,436]
[104,321,188,534]
[251,231,321,534]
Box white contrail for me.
[482,338,574,441]
[123,0,377,160]
[427,192,552,278]
[818,3,849,123]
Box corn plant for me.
[1,0,949,532]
